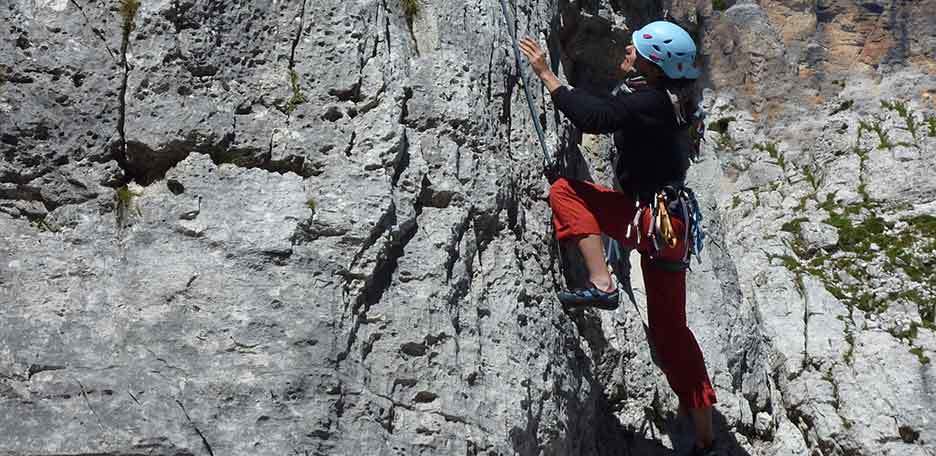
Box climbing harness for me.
[497,0,552,170]
[614,73,706,271]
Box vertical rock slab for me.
[1,0,122,217]
[120,0,306,181]
[3,0,936,455]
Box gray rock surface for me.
[799,222,839,252]
[2,0,935,455]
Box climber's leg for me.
[549,177,638,308]
[640,253,717,449]
[575,234,615,292]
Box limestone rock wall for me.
[1,0,934,455]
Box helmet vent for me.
[652,44,662,51]
[663,39,673,44]
[667,52,672,58]
[676,52,685,56]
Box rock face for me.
[1,0,934,455]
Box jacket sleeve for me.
[550,86,642,134]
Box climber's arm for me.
[519,37,635,134]
[549,87,639,134]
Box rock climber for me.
[519,21,719,455]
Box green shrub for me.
[857,117,893,150]
[118,0,141,69]
[115,184,142,226]
[402,0,421,20]
[802,164,823,192]
[119,0,141,36]
[781,217,807,234]
[890,321,921,342]
[754,142,784,170]
[843,328,855,365]
[830,100,853,116]
[708,117,735,135]
[715,132,734,152]
[907,215,936,252]
[285,69,307,113]
[910,347,930,365]
[774,254,801,272]
[708,117,736,152]
[825,212,887,253]
[925,114,936,137]
[28,215,58,233]
[882,99,920,140]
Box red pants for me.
[549,177,717,409]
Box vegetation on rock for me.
[119,0,141,37]
[286,69,307,114]
[115,184,142,227]
[402,0,421,20]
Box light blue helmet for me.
[631,21,700,79]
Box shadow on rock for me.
[655,408,754,456]
[712,409,753,456]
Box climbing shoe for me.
[558,283,619,310]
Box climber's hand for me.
[518,37,562,94]
[519,37,549,78]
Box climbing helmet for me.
[631,21,700,79]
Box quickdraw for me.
[656,191,678,248]
[624,185,705,270]
[684,186,705,261]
